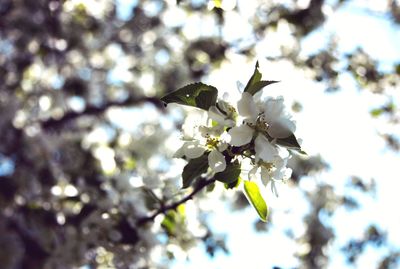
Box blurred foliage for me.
[0,0,399,268]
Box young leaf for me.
[243,61,262,93]
[182,154,209,188]
[370,108,383,117]
[161,211,176,235]
[276,133,301,149]
[243,62,278,96]
[245,80,279,96]
[243,181,268,222]
[161,205,185,236]
[161,82,218,111]
[214,162,241,184]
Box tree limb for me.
[137,177,216,225]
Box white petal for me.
[271,180,279,197]
[274,157,285,170]
[184,141,206,159]
[248,166,259,181]
[181,109,207,139]
[277,147,290,159]
[208,150,226,173]
[173,144,186,158]
[217,142,228,152]
[260,167,271,187]
[263,97,284,120]
[225,119,236,128]
[271,168,283,181]
[228,125,254,146]
[268,118,296,138]
[237,92,258,119]
[254,134,278,162]
[208,106,226,124]
[198,126,210,137]
[284,167,292,179]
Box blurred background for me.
[0,0,399,268]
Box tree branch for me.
[137,177,216,225]
[41,96,165,130]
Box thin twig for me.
[137,177,216,225]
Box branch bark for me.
[137,177,216,225]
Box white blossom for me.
[174,87,298,196]
[228,92,296,162]
[174,106,230,173]
[248,153,292,197]
[262,96,296,139]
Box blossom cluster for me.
[175,91,296,197]
[161,62,302,220]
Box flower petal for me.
[184,141,206,159]
[263,97,284,120]
[248,166,259,181]
[173,144,186,158]
[254,134,278,162]
[237,92,258,119]
[228,125,254,146]
[260,167,271,187]
[268,118,296,138]
[217,142,228,152]
[271,180,279,197]
[208,106,226,125]
[208,150,226,173]
[225,119,236,128]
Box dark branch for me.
[137,177,216,225]
[41,96,165,130]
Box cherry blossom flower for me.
[174,104,230,173]
[228,92,296,162]
[248,153,292,197]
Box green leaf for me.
[161,82,218,110]
[224,176,241,189]
[182,154,209,188]
[243,62,279,96]
[243,181,268,222]
[276,133,301,149]
[161,205,185,236]
[161,211,176,235]
[244,61,262,93]
[214,162,241,184]
[299,150,307,155]
[370,108,383,117]
[246,80,280,96]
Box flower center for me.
[259,161,274,171]
[206,137,219,149]
[254,113,269,132]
